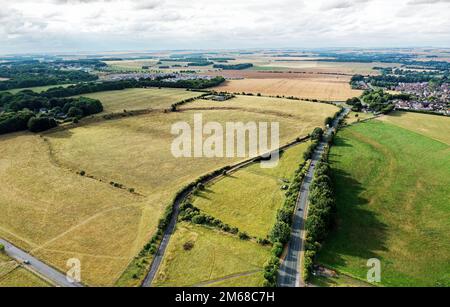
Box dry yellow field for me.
[214,78,362,101]
[0,95,338,286]
[77,88,202,113]
[153,223,270,287]
[0,252,50,287]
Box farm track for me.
[192,270,262,287]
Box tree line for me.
[39,77,226,99]
[0,61,99,91]
[0,90,103,134]
[213,63,253,70]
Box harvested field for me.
[213,78,362,101]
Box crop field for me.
[104,59,159,71]
[192,142,310,238]
[0,94,337,286]
[152,223,270,287]
[0,253,50,287]
[213,78,362,101]
[76,88,203,113]
[317,119,450,286]
[251,61,394,75]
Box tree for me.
[269,221,291,243]
[27,116,57,133]
[67,106,83,118]
[311,127,324,141]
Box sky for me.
[0,0,449,54]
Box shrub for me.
[79,170,86,176]
[269,221,291,244]
[0,243,4,253]
[311,127,324,141]
[271,242,283,257]
[183,241,195,251]
[67,106,83,118]
[238,232,250,240]
[27,116,57,133]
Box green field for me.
[0,84,73,94]
[317,118,450,287]
[153,223,270,287]
[77,88,202,113]
[193,142,310,238]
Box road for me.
[278,108,349,287]
[0,238,83,287]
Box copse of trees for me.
[213,63,253,70]
[27,116,57,132]
[0,61,99,91]
[0,90,103,134]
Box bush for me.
[27,116,57,133]
[79,170,86,176]
[238,232,250,240]
[67,106,83,118]
[0,243,4,253]
[311,127,324,141]
[183,241,195,251]
[269,221,291,244]
[271,242,283,258]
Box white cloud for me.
[0,0,449,53]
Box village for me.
[394,82,449,115]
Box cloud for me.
[0,0,449,53]
[408,0,450,4]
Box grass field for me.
[380,111,450,145]
[0,253,50,287]
[0,84,73,94]
[344,111,377,125]
[76,88,202,113]
[104,59,159,72]
[152,223,270,287]
[0,94,337,286]
[317,119,450,286]
[310,272,372,287]
[213,79,362,101]
[192,142,310,238]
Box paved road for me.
[278,108,349,287]
[0,238,83,287]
